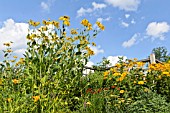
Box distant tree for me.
[152,46,170,62]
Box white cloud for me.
[0,19,29,51]
[13,49,26,57]
[122,33,139,48]
[107,56,127,66]
[77,2,107,17]
[41,0,55,12]
[89,45,104,55]
[105,0,140,11]
[131,19,136,24]
[125,14,130,18]
[97,17,111,23]
[92,2,107,10]
[146,22,170,40]
[77,7,93,17]
[121,21,129,27]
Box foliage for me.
[1,16,170,112]
[152,46,170,62]
[0,16,104,113]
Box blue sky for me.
[0,0,170,66]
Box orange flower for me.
[32,95,40,102]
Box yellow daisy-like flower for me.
[81,19,89,27]
[0,79,2,85]
[71,29,78,35]
[12,79,19,84]
[138,81,144,85]
[120,90,125,94]
[13,56,18,59]
[86,102,91,105]
[32,95,40,102]
[162,72,169,75]
[59,16,70,21]
[52,21,59,28]
[7,98,12,102]
[96,21,105,30]
[92,42,96,46]
[64,20,70,26]
[3,42,11,47]
[7,49,13,53]
[29,20,40,27]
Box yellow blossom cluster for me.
[96,21,105,30]
[81,19,92,30]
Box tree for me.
[152,46,170,62]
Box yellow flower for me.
[138,81,144,85]
[71,29,78,35]
[12,79,19,84]
[134,81,137,84]
[64,20,70,26]
[86,102,91,105]
[96,21,105,30]
[13,56,18,59]
[3,42,11,47]
[7,49,13,53]
[59,16,70,21]
[52,21,59,28]
[81,19,89,27]
[113,72,121,76]
[92,42,96,46]
[7,98,12,102]
[29,20,40,27]
[0,79,2,85]
[116,76,124,82]
[32,95,40,102]
[162,72,169,75]
[120,90,125,94]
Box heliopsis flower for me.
[12,79,19,84]
[64,20,70,26]
[81,19,89,27]
[32,95,40,102]
[138,81,144,85]
[3,42,11,47]
[71,29,78,35]
[96,21,105,30]
[86,102,91,105]
[162,72,169,75]
[7,49,13,53]
[52,21,59,28]
[7,98,12,102]
[120,90,125,94]
[92,42,96,46]
[13,56,18,59]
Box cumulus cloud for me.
[107,56,127,66]
[122,33,139,48]
[146,22,170,40]
[77,2,107,17]
[121,21,129,27]
[97,17,111,23]
[125,14,130,18]
[89,45,104,55]
[0,19,28,51]
[105,0,140,11]
[92,2,107,10]
[41,0,55,12]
